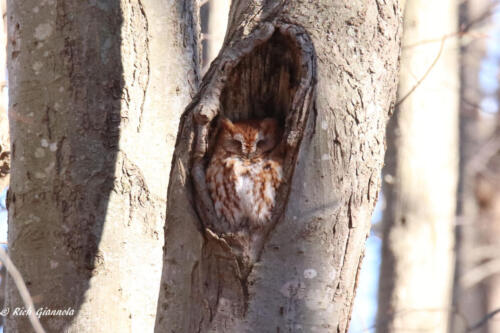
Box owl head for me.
[217,117,281,158]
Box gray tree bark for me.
[6,0,199,332]
[155,1,402,332]
[0,0,9,191]
[376,0,459,332]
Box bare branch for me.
[396,37,445,108]
[403,0,499,50]
[396,2,499,107]
[467,308,500,332]
[461,258,500,288]
[0,247,46,333]
[468,244,500,263]
[403,30,487,50]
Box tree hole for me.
[219,31,303,126]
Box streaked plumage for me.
[206,117,283,229]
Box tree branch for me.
[467,308,500,332]
[0,247,46,333]
[461,258,500,288]
[395,37,445,108]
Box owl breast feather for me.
[232,158,279,225]
[206,155,282,228]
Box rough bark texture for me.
[6,0,199,332]
[376,0,459,332]
[155,0,402,332]
[0,0,9,191]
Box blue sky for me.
[349,195,383,333]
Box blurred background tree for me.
[376,0,459,331]
[350,0,500,332]
[1,0,500,332]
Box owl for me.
[206,117,283,230]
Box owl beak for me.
[248,148,257,159]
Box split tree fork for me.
[156,1,402,332]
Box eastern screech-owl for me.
[206,117,283,230]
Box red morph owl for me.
[206,117,283,230]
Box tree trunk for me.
[451,1,494,332]
[0,0,8,191]
[376,0,459,332]
[473,150,500,333]
[155,1,402,332]
[6,0,199,332]
[461,51,500,333]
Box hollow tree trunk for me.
[376,0,459,332]
[6,0,199,332]
[155,1,402,332]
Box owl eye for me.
[231,139,242,148]
[257,139,267,148]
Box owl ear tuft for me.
[220,117,234,131]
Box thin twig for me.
[467,308,500,332]
[403,30,486,50]
[0,247,46,333]
[403,1,499,50]
[395,37,446,108]
[396,2,499,107]
[468,244,500,263]
[462,1,500,32]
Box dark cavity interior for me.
[220,31,303,124]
